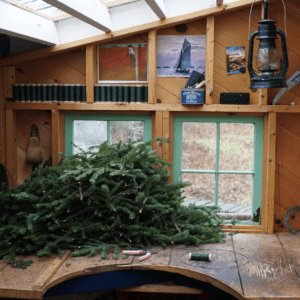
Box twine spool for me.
[31,85,37,102]
[52,84,58,102]
[189,253,212,262]
[41,84,47,102]
[25,84,31,102]
[13,85,20,102]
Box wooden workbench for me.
[0,233,299,300]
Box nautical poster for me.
[157,35,206,77]
[226,46,246,75]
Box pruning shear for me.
[122,250,157,262]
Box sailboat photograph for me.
[174,39,193,74]
[157,35,206,78]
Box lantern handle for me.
[248,0,287,40]
[247,30,259,78]
[276,29,289,79]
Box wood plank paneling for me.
[275,113,300,231]
[205,15,214,105]
[6,110,17,188]
[51,109,60,167]
[15,50,86,85]
[214,8,260,104]
[16,110,52,185]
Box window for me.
[173,115,264,224]
[65,113,152,156]
[98,43,148,83]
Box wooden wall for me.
[2,0,300,231]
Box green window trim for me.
[65,113,152,157]
[173,115,264,221]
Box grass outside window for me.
[173,115,264,224]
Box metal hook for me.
[248,0,287,40]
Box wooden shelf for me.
[5,102,300,113]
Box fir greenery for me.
[0,138,225,265]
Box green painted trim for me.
[65,113,152,157]
[173,114,264,224]
[215,122,220,205]
[181,170,254,174]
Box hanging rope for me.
[283,206,300,234]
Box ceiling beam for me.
[0,0,58,46]
[43,0,112,32]
[144,0,166,19]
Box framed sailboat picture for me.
[157,35,206,77]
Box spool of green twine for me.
[189,253,212,262]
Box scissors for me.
[122,250,157,262]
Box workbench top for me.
[0,233,299,300]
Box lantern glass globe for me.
[255,47,281,74]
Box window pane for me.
[181,173,215,205]
[110,121,144,144]
[182,122,216,170]
[219,123,254,171]
[74,121,107,154]
[218,174,253,214]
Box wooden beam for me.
[148,29,157,104]
[6,110,17,188]
[144,0,166,19]
[0,0,263,67]
[51,109,60,167]
[266,112,276,234]
[205,15,214,104]
[3,67,15,99]
[6,102,300,113]
[43,0,112,32]
[86,44,97,103]
[0,0,58,46]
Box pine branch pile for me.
[0,138,225,263]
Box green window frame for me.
[173,115,264,222]
[65,113,152,157]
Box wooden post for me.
[3,67,15,99]
[259,89,268,105]
[258,3,268,105]
[86,44,97,103]
[162,111,170,162]
[6,110,17,188]
[205,16,214,104]
[148,29,157,104]
[51,109,60,167]
[153,111,163,159]
[266,112,276,234]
